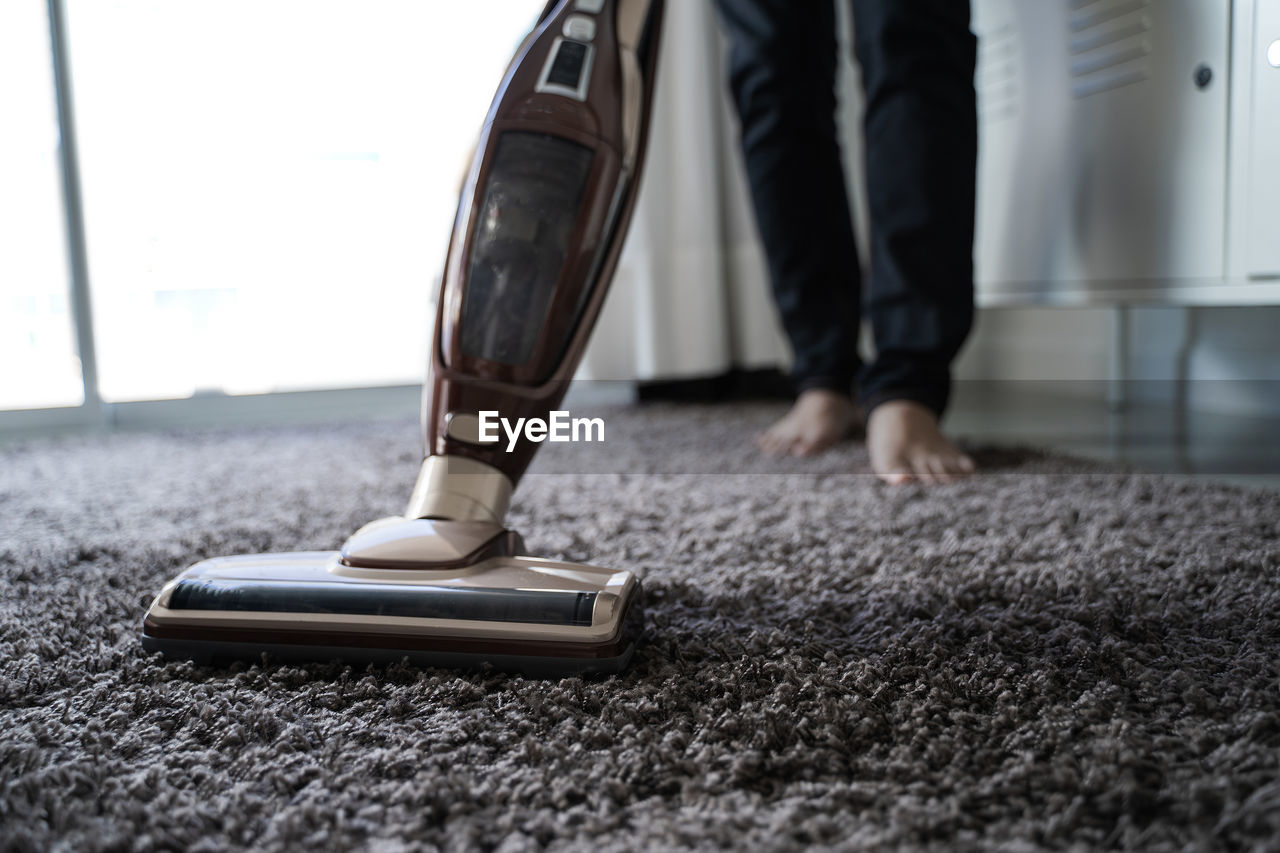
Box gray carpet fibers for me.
[2,402,1279,851]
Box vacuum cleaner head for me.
[142,526,643,676]
[142,0,664,676]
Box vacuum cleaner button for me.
[445,412,496,446]
[574,0,605,12]
[563,15,596,42]
[547,40,589,89]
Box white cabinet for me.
[972,0,1280,304]
[1245,0,1280,277]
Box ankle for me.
[867,398,939,425]
[796,388,856,407]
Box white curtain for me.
[580,0,867,383]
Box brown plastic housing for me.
[422,0,664,488]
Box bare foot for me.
[756,389,860,457]
[866,399,975,485]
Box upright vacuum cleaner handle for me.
[407,0,665,525]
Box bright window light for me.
[0,0,84,410]
[65,0,544,402]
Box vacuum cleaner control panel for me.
[537,38,594,101]
[563,15,596,42]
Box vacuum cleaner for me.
[141,0,664,676]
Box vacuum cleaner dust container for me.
[142,0,665,676]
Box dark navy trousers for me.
[715,0,978,416]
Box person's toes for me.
[793,434,819,457]
[911,457,938,485]
[927,456,955,484]
[877,465,914,485]
[756,430,782,455]
[793,431,825,457]
[939,452,974,479]
[765,433,783,454]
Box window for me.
[0,0,83,410]
[60,0,544,402]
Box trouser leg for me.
[715,0,862,395]
[850,0,978,417]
